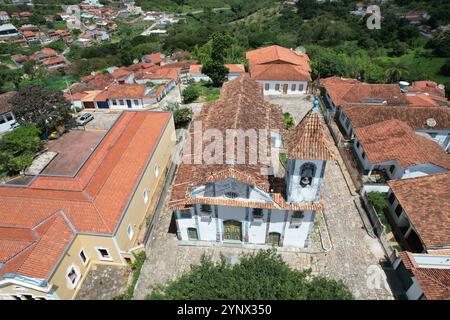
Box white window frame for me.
[66,264,81,289]
[127,224,134,240]
[96,247,113,261]
[264,83,269,91]
[154,164,159,177]
[79,248,89,266]
[143,190,149,204]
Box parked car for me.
[76,112,94,126]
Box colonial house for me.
[246,45,311,95]
[86,82,175,109]
[170,75,335,248]
[0,24,19,39]
[42,56,67,70]
[10,54,27,67]
[0,11,10,24]
[386,173,450,254]
[188,64,245,82]
[0,111,175,300]
[29,48,59,63]
[339,105,450,151]
[393,251,450,300]
[0,92,17,135]
[134,66,180,84]
[352,119,450,180]
[319,76,410,112]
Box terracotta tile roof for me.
[225,64,245,73]
[408,81,446,98]
[388,173,450,249]
[95,84,148,100]
[143,53,164,64]
[246,45,311,82]
[250,63,312,81]
[246,45,310,68]
[0,111,171,280]
[170,75,325,211]
[136,67,180,81]
[29,48,58,61]
[405,94,440,107]
[342,105,450,131]
[111,67,133,80]
[0,212,75,280]
[399,252,450,300]
[320,76,410,106]
[189,64,202,74]
[284,109,336,160]
[355,119,450,169]
[0,92,15,114]
[11,54,27,63]
[42,56,66,66]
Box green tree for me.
[385,62,410,83]
[10,85,72,135]
[182,85,200,104]
[0,125,42,177]
[202,60,229,87]
[147,250,353,300]
[163,102,193,128]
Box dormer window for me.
[300,163,316,187]
[224,191,239,199]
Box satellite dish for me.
[294,46,306,55]
[426,118,437,128]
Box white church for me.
[170,75,334,248]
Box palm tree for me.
[385,62,409,83]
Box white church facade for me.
[170,75,334,248]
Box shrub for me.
[0,125,42,177]
[182,84,200,104]
[284,112,295,129]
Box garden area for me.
[147,250,353,300]
[367,192,402,252]
[182,81,221,103]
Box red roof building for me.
[0,111,175,299]
[246,45,311,95]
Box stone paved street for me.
[133,160,393,300]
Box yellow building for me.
[0,111,175,300]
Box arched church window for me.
[300,162,316,187]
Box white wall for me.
[256,80,308,95]
[285,159,325,203]
[406,277,424,300]
[176,205,315,248]
[0,112,16,134]
[190,73,211,82]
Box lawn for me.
[191,81,221,102]
[376,37,449,85]
[43,75,80,90]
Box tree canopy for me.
[0,125,42,177]
[147,250,353,300]
[10,85,72,135]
